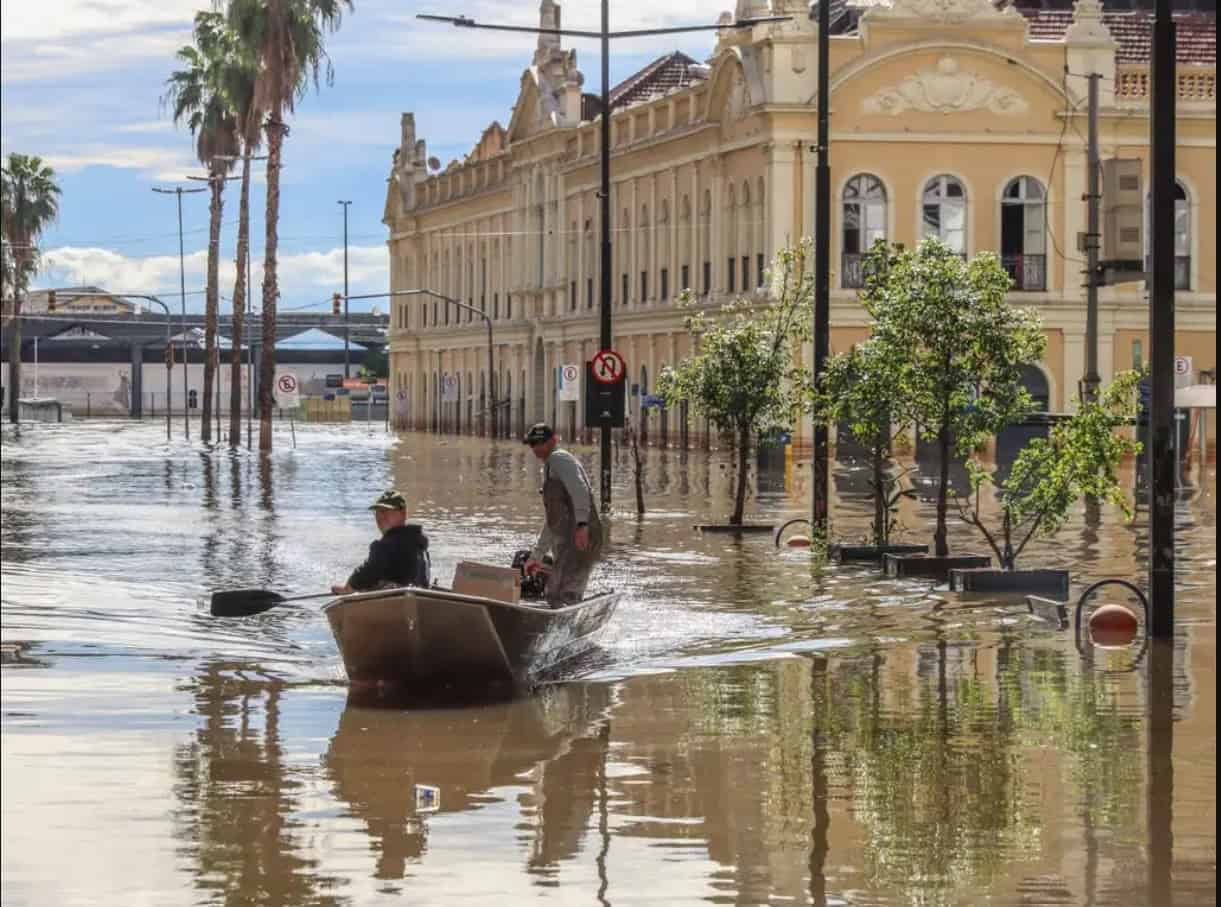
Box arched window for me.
[755,176,766,288]
[842,174,887,288]
[700,189,712,296]
[583,218,594,309]
[639,203,651,302]
[725,184,737,293]
[922,175,967,254]
[1175,182,1191,290]
[679,195,692,294]
[621,207,631,305]
[659,199,671,301]
[739,181,751,290]
[1144,180,1192,290]
[1001,176,1047,291]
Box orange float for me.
[785,535,813,548]
[1088,603,1140,647]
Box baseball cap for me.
[523,423,555,446]
[369,489,408,511]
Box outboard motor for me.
[511,549,552,601]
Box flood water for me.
[1,420,1215,906]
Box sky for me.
[0,0,728,315]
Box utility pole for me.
[419,6,789,517]
[812,0,831,533]
[152,184,206,440]
[1148,0,1176,637]
[338,200,352,378]
[1082,72,1102,404]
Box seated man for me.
[332,490,430,594]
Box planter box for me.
[949,568,1070,597]
[829,543,928,564]
[695,524,776,534]
[884,553,991,580]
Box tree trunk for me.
[202,170,225,443]
[934,417,951,557]
[259,117,285,453]
[732,424,750,525]
[229,154,251,447]
[872,440,886,548]
[630,420,646,517]
[6,292,20,423]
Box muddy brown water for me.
[1,421,1215,906]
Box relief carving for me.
[862,57,1029,116]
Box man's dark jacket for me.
[346,524,430,591]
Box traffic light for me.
[46,290,57,313]
[188,389,198,410]
[332,293,342,316]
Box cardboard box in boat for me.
[452,561,521,604]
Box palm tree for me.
[165,11,242,444]
[225,48,260,449]
[227,0,354,452]
[1,154,61,423]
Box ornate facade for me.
[383,0,1216,445]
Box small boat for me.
[323,584,620,693]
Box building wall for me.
[385,1,1216,444]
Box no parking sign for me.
[275,371,300,408]
[558,363,581,402]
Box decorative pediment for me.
[705,48,766,126]
[865,0,1014,23]
[862,56,1029,116]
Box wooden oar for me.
[210,588,336,618]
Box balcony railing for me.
[1002,253,1047,291]
[842,253,866,289]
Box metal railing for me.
[1002,254,1047,291]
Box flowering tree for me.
[660,244,812,525]
[868,239,1046,556]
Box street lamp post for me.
[338,200,353,378]
[811,0,831,534]
[55,291,175,441]
[152,184,207,440]
[343,288,498,435]
[418,7,790,515]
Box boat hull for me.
[323,587,619,692]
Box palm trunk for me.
[229,154,251,447]
[6,292,20,423]
[259,116,286,453]
[202,169,225,443]
[732,424,750,525]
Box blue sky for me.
[1,1,723,314]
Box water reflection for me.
[173,662,345,905]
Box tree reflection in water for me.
[172,661,345,905]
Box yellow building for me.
[383,0,1216,444]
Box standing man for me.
[523,423,604,607]
[332,490,430,594]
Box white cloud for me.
[0,0,196,42]
[0,29,189,82]
[40,145,201,181]
[38,243,389,311]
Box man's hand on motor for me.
[574,525,590,551]
[524,558,544,576]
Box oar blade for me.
[210,588,286,618]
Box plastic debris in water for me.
[414,784,440,813]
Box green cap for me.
[523,423,555,446]
[369,489,407,511]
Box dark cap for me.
[522,423,555,446]
[369,489,408,511]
